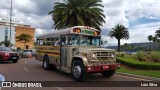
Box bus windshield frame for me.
[61,34,101,47]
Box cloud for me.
[104,22,160,46]
[0,0,60,34]
[13,0,55,16]
[100,0,160,46]
[102,0,129,28]
[125,0,160,21]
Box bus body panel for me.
[35,26,120,77]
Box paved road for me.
[0,58,159,90]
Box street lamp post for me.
[9,0,12,48]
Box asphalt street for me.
[0,58,159,90]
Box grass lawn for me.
[116,65,160,78]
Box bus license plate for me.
[12,57,17,59]
[103,66,109,69]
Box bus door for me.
[60,35,68,71]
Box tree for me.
[131,44,134,49]
[109,24,129,52]
[16,33,33,49]
[152,36,157,50]
[122,43,128,51]
[0,40,13,47]
[148,35,153,50]
[49,0,105,30]
[122,43,134,52]
[155,28,160,38]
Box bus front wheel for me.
[72,60,87,82]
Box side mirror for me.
[101,41,103,45]
[101,40,107,46]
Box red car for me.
[0,47,19,63]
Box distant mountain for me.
[106,42,160,51]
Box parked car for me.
[0,47,19,63]
[22,49,36,58]
[12,49,24,59]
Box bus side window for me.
[61,36,66,46]
[36,39,39,46]
[54,41,60,46]
[68,36,72,45]
[54,36,60,46]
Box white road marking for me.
[54,87,65,90]
[24,67,29,72]
[115,74,152,81]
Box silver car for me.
[22,49,36,58]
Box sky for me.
[0,0,160,46]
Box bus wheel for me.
[101,70,115,77]
[43,56,50,70]
[72,60,87,82]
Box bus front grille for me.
[91,50,115,60]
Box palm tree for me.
[49,0,105,30]
[155,28,160,38]
[148,35,153,50]
[152,36,157,50]
[109,24,129,52]
[16,33,33,49]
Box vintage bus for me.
[36,26,120,81]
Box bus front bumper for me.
[86,64,120,73]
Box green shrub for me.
[136,51,147,61]
[116,52,125,57]
[149,51,160,62]
[117,56,160,70]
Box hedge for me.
[117,57,160,70]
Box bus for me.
[36,26,120,81]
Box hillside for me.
[106,42,160,51]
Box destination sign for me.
[81,29,95,35]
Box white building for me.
[0,18,34,49]
[0,18,16,47]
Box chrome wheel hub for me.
[73,65,81,78]
[44,60,47,68]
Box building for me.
[0,18,35,49]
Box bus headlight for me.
[92,54,96,58]
[111,54,114,58]
[92,53,97,59]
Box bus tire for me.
[72,60,87,82]
[101,70,115,77]
[43,56,50,70]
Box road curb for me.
[116,72,160,82]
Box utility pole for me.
[9,0,12,48]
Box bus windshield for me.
[68,34,100,46]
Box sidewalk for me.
[116,72,160,82]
